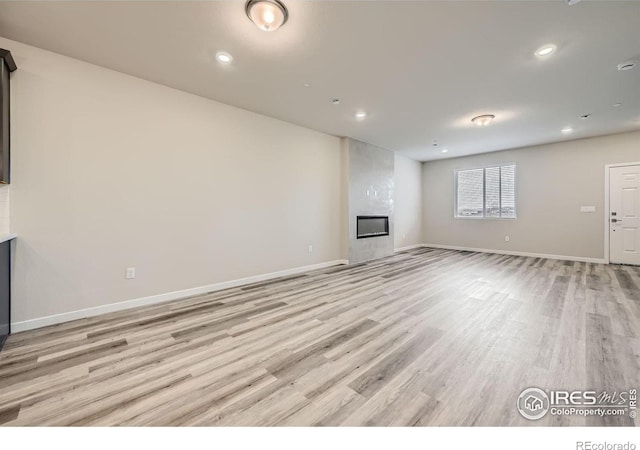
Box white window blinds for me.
[456,168,484,217]
[455,164,517,219]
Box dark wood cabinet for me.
[0,48,17,185]
[0,48,15,350]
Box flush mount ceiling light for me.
[535,44,557,57]
[613,103,623,107]
[471,114,495,127]
[215,51,233,64]
[246,0,289,31]
[561,126,574,134]
[441,148,449,153]
[567,0,582,5]
[355,111,367,120]
[617,60,638,71]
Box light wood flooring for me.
[0,248,638,426]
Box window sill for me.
[454,217,517,221]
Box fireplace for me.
[356,216,389,239]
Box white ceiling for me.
[0,0,638,161]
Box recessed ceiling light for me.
[355,111,367,120]
[471,114,495,127]
[613,103,623,107]
[567,0,582,5]
[245,0,289,32]
[332,99,341,105]
[303,83,311,88]
[561,126,574,134]
[580,114,591,120]
[441,149,449,153]
[617,60,638,71]
[215,51,233,64]
[535,44,557,57]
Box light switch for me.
[580,206,596,213]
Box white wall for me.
[394,154,422,250]
[0,185,9,233]
[3,37,344,326]
[422,131,640,261]
[340,138,349,261]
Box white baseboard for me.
[11,259,349,333]
[423,243,607,264]
[10,243,606,333]
[394,243,426,252]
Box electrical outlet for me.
[308,245,313,253]
[505,236,510,242]
[126,267,136,279]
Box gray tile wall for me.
[345,138,395,264]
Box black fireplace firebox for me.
[356,215,389,239]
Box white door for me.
[610,164,640,265]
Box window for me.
[455,164,516,219]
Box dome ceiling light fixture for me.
[245,0,289,32]
[471,114,496,127]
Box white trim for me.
[423,243,606,264]
[605,165,610,263]
[604,161,640,264]
[394,243,425,252]
[11,259,349,332]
